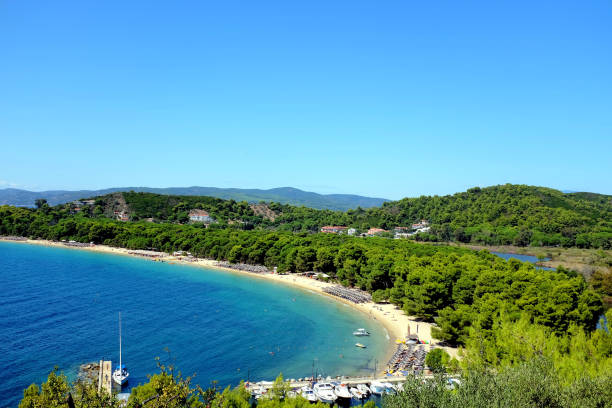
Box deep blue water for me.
[491,252,555,270]
[0,242,389,407]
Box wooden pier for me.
[98,360,112,395]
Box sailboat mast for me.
[118,312,122,371]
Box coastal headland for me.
[0,237,458,373]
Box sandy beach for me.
[1,237,458,372]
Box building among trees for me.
[189,209,213,223]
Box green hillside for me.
[248,184,612,249]
[251,184,612,249]
[31,184,612,249]
[369,184,612,248]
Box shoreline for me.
[0,237,458,374]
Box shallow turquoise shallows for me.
[0,242,389,407]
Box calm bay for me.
[0,241,389,407]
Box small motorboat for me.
[313,383,337,404]
[369,381,386,395]
[350,387,365,400]
[355,343,367,348]
[383,382,397,394]
[353,328,370,336]
[249,385,264,400]
[334,383,352,400]
[300,386,318,403]
[357,383,371,396]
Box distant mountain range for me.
[0,187,389,211]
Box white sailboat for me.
[112,312,129,386]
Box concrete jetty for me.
[98,360,112,395]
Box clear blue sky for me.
[1,1,611,200]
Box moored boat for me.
[300,386,318,403]
[369,381,386,395]
[356,383,371,397]
[334,383,352,400]
[249,384,267,400]
[350,386,365,400]
[353,328,370,336]
[313,382,337,404]
[112,364,128,386]
[382,382,397,394]
[355,343,367,348]
[112,312,129,386]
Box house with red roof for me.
[366,227,387,236]
[189,209,213,223]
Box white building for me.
[189,209,213,223]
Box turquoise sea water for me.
[0,242,389,407]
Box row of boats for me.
[250,380,400,404]
[309,381,399,403]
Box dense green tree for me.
[295,247,316,272]
[127,359,205,408]
[384,358,612,408]
[461,311,612,382]
[591,269,612,297]
[424,348,451,373]
[431,305,473,345]
[18,368,119,408]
